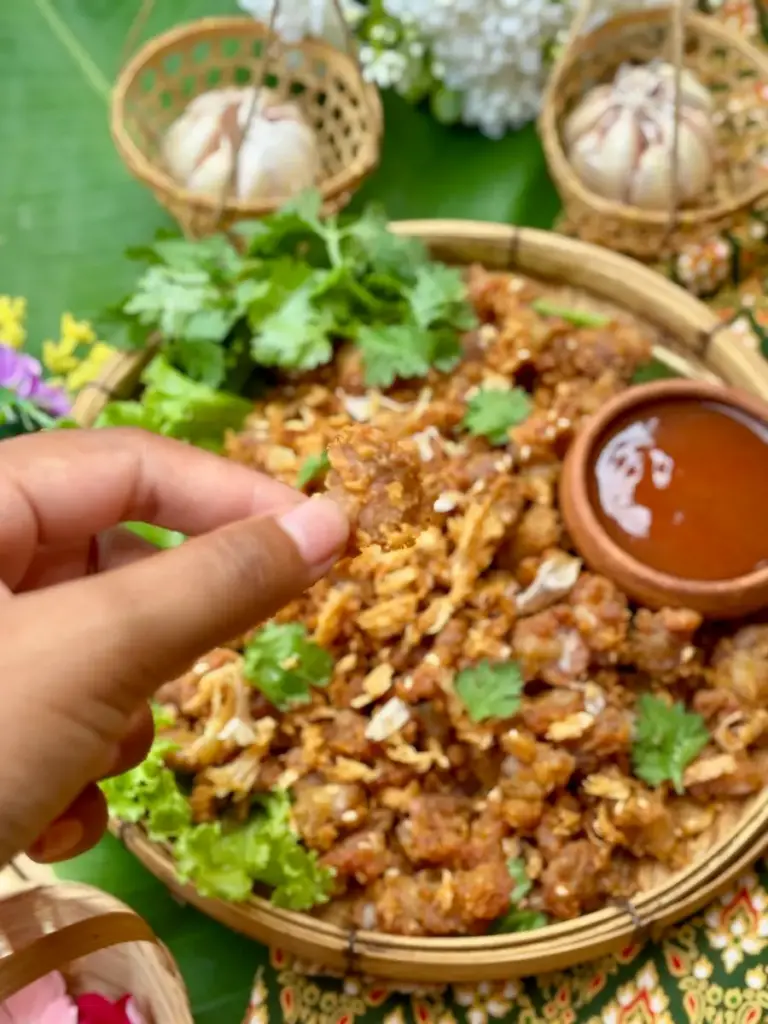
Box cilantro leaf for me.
[169,338,227,388]
[96,356,251,452]
[251,290,335,371]
[238,190,328,260]
[430,327,464,373]
[507,857,532,903]
[243,622,333,710]
[244,260,319,323]
[297,450,330,490]
[463,387,532,446]
[491,908,549,934]
[341,205,428,279]
[531,299,610,328]
[489,858,546,933]
[357,324,432,388]
[123,266,221,339]
[455,660,524,722]
[631,694,710,794]
[149,234,242,275]
[407,264,474,330]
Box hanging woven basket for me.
[539,1,768,259]
[111,10,383,238]
[0,881,192,1022]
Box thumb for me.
[0,496,348,861]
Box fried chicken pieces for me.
[155,268,768,936]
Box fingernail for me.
[278,496,349,568]
[28,818,83,863]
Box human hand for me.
[0,428,348,867]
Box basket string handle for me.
[326,0,381,135]
[0,911,157,1003]
[122,0,156,67]
[664,0,687,247]
[214,0,377,227]
[213,0,282,226]
[549,0,689,251]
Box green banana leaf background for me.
[0,0,559,350]
[0,1,559,1021]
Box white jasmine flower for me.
[240,0,662,137]
[238,0,365,45]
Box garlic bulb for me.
[563,60,715,210]
[162,87,321,202]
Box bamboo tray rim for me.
[110,15,383,216]
[83,219,768,979]
[539,6,768,223]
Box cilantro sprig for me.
[243,622,333,710]
[455,660,524,722]
[631,694,710,794]
[491,858,549,934]
[462,387,532,446]
[107,191,476,430]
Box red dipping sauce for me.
[587,398,768,582]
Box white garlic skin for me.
[563,60,715,210]
[162,86,321,202]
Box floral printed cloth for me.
[238,3,768,1022]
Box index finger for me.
[0,427,303,588]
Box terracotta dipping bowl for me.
[560,379,768,619]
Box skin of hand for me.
[0,427,349,868]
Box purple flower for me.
[0,343,71,417]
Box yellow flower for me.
[65,342,117,393]
[42,336,80,375]
[0,295,27,350]
[60,311,97,347]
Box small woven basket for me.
[539,1,768,259]
[0,881,192,1022]
[111,8,382,238]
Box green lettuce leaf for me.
[103,734,333,910]
[96,356,251,451]
[100,737,191,842]
[174,793,334,910]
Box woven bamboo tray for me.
[74,223,768,981]
[0,881,192,1021]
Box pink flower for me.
[0,971,77,1024]
[75,993,148,1024]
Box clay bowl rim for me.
[560,378,768,610]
